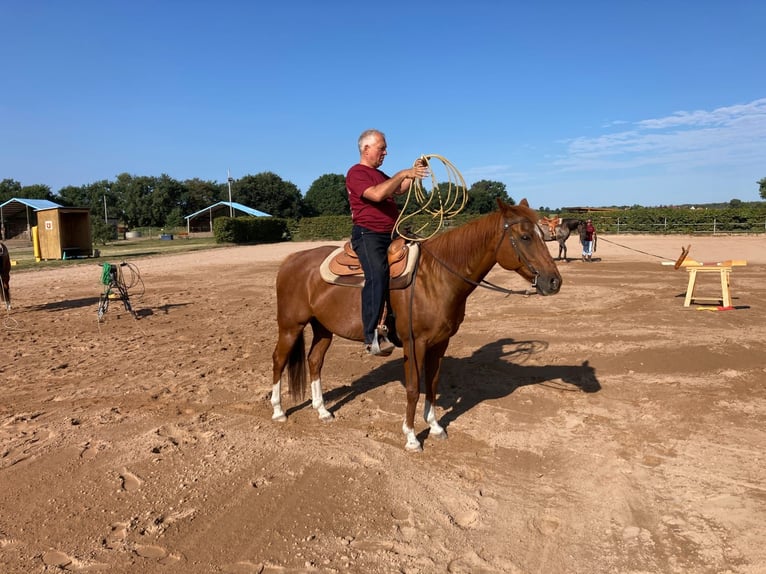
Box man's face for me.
[364,136,387,168]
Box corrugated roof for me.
[0,197,63,219]
[184,201,271,221]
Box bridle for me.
[419,216,541,296]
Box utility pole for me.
[227,169,234,217]
[103,195,108,223]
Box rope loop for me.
[394,154,468,241]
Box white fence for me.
[607,218,766,234]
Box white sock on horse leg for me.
[311,379,333,420]
[271,381,286,421]
[402,421,422,451]
[424,399,445,436]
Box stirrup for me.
[367,331,394,356]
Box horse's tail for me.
[286,331,307,402]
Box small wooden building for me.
[36,206,93,260]
[0,197,63,240]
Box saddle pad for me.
[319,243,420,289]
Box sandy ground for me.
[1,233,765,574]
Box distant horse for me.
[0,242,10,310]
[271,199,562,451]
[538,217,585,261]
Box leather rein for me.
[418,216,541,296]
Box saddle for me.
[538,216,561,241]
[319,237,419,289]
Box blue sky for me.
[2,1,764,209]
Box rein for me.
[419,217,539,296]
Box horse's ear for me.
[520,198,529,207]
[495,197,506,210]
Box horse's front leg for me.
[401,340,429,451]
[307,323,334,422]
[423,342,449,441]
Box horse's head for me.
[495,199,562,296]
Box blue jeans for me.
[351,225,392,345]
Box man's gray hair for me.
[358,129,384,153]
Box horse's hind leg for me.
[307,320,334,422]
[271,326,303,422]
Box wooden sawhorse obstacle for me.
[663,245,746,308]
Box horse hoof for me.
[405,442,423,452]
[319,412,334,423]
[272,414,287,423]
[430,430,448,441]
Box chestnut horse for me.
[0,242,10,310]
[271,199,562,451]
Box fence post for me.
[713,218,717,235]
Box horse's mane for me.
[423,203,536,271]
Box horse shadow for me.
[434,338,599,432]
[27,296,101,311]
[315,337,600,431]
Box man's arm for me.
[363,162,428,202]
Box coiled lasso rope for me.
[394,154,468,241]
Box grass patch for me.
[7,237,230,273]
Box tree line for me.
[0,173,514,230]
[2,174,764,235]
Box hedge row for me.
[212,216,290,243]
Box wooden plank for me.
[662,259,747,267]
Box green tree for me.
[151,174,185,227]
[113,173,157,228]
[183,178,222,215]
[20,184,55,201]
[465,180,512,214]
[233,172,303,218]
[58,180,115,219]
[758,177,766,200]
[91,216,117,245]
[165,207,184,229]
[0,179,23,203]
[304,174,348,216]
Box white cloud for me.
[556,97,766,172]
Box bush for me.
[213,216,290,243]
[292,216,352,241]
[92,218,118,245]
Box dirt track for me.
[1,234,765,573]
